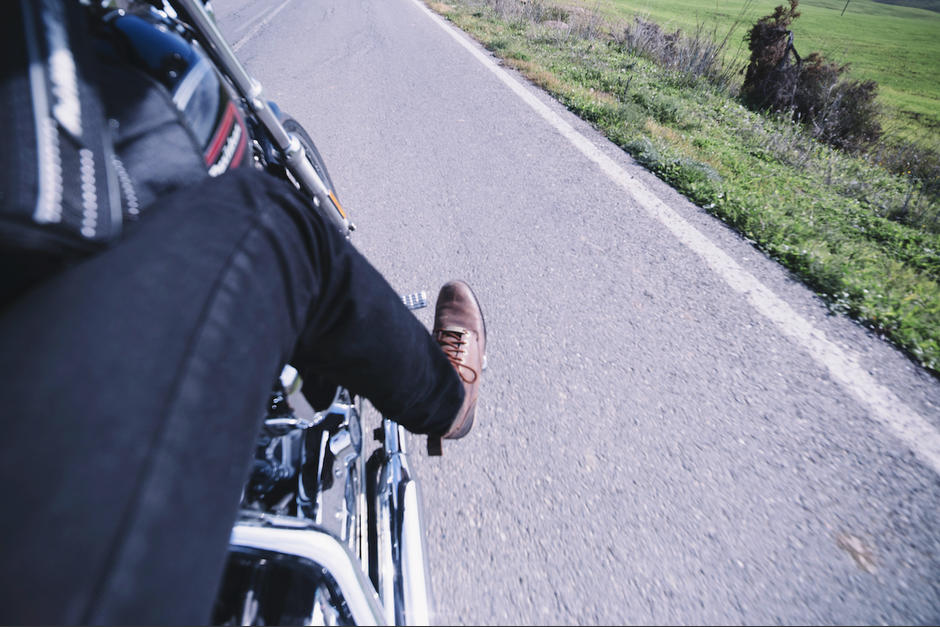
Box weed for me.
[613,15,741,89]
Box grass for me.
[425,0,940,374]
[583,0,940,143]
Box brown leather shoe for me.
[427,281,485,454]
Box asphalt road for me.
[217,0,940,623]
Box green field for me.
[581,0,940,142]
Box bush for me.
[740,0,882,153]
[795,54,881,152]
[740,0,802,111]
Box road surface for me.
[217,1,940,623]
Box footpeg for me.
[401,291,428,311]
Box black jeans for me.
[0,169,462,624]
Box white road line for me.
[231,5,274,34]
[409,0,940,476]
[232,0,294,52]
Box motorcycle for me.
[96,1,434,624]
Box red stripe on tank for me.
[204,102,236,165]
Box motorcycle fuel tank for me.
[103,6,248,176]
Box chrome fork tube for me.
[375,419,432,626]
[170,0,350,235]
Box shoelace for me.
[436,328,478,384]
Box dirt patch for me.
[428,1,454,14]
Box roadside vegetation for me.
[573,0,940,143]
[425,0,940,374]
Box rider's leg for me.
[0,168,462,623]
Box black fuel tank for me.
[102,6,248,176]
